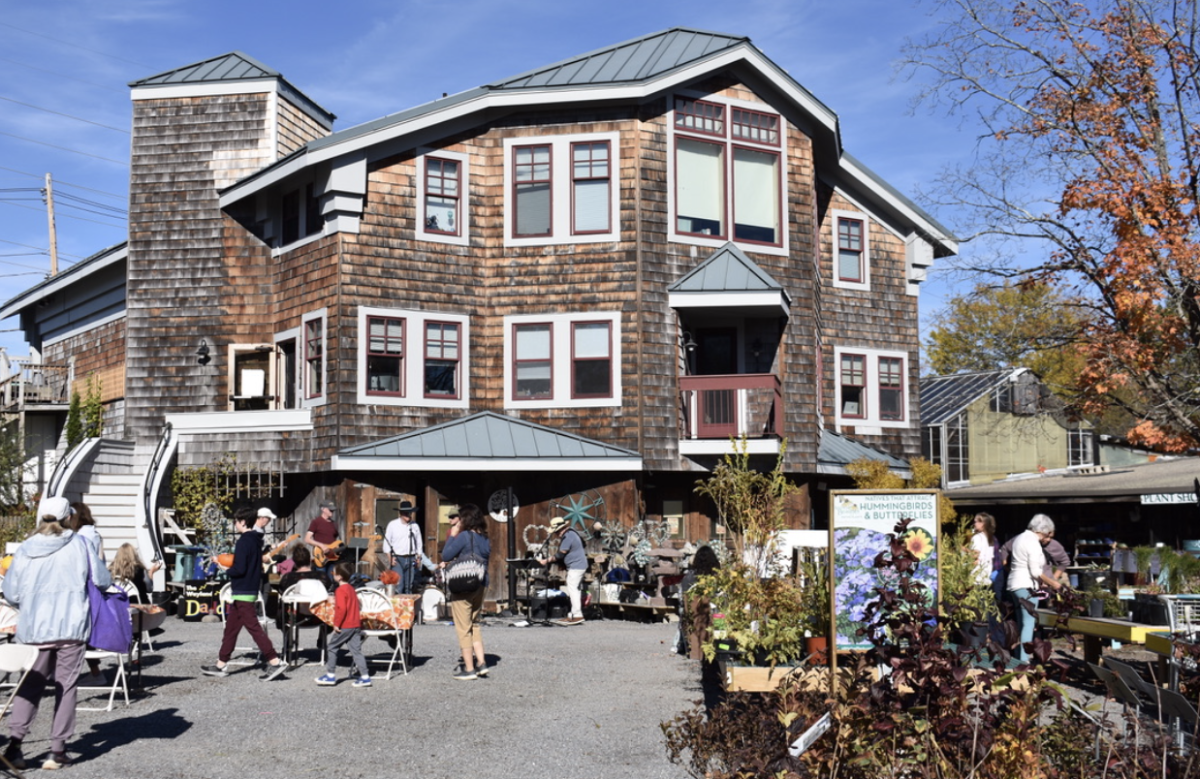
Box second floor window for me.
[514,323,552,399]
[840,353,865,419]
[837,217,864,282]
[572,141,610,234]
[878,357,904,421]
[424,322,460,398]
[424,158,460,235]
[366,316,404,396]
[571,321,612,398]
[304,317,324,401]
[514,145,552,237]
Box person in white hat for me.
[538,517,587,626]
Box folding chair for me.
[0,643,38,778]
[280,580,328,666]
[357,588,409,680]
[0,603,18,643]
[218,583,272,667]
[79,584,135,712]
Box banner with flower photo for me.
[829,491,940,650]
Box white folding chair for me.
[218,583,272,667]
[280,580,328,666]
[78,644,131,712]
[0,603,18,643]
[0,643,37,777]
[357,588,409,680]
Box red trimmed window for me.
[514,145,552,237]
[732,108,779,145]
[366,316,404,396]
[571,141,610,235]
[304,318,324,400]
[879,356,904,421]
[424,158,460,236]
[571,321,612,398]
[837,218,864,282]
[424,321,460,399]
[514,323,552,399]
[732,146,780,244]
[840,353,865,419]
[676,137,725,238]
[674,97,725,136]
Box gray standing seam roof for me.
[918,370,1015,426]
[818,428,909,470]
[488,28,748,89]
[129,52,279,87]
[337,411,641,462]
[667,242,787,296]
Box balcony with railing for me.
[679,373,782,454]
[0,363,70,411]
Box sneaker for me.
[556,616,585,626]
[3,740,25,770]
[314,673,338,686]
[352,676,372,688]
[78,671,108,687]
[452,668,477,681]
[200,664,229,678]
[261,661,288,681]
[475,663,489,678]
[42,751,72,770]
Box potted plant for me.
[798,556,830,664]
[689,564,808,669]
[939,517,998,647]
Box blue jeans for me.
[392,555,417,594]
[1010,587,1036,662]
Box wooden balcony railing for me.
[0,363,70,411]
[679,373,782,440]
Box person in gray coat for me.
[1,496,111,771]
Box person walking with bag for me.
[1,497,111,771]
[439,503,490,680]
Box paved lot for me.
[5,614,698,779]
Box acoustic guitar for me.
[312,539,344,567]
[262,533,300,570]
[359,535,384,574]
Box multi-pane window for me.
[571,321,612,398]
[366,316,404,396]
[673,96,782,246]
[424,322,460,398]
[837,217,864,282]
[514,145,552,237]
[424,158,460,236]
[878,357,904,421]
[304,318,324,400]
[945,413,969,483]
[840,353,866,418]
[514,323,552,399]
[1068,428,1094,467]
[571,142,610,234]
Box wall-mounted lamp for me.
[196,339,211,366]
[680,331,697,354]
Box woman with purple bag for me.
[1,497,111,771]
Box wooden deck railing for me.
[0,363,70,410]
[679,373,783,440]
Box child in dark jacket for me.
[201,506,288,680]
[315,562,370,687]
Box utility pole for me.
[43,173,58,276]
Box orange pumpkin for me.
[216,553,235,568]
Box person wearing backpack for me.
[538,517,588,626]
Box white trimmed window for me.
[667,95,787,256]
[503,312,622,409]
[833,346,910,429]
[356,307,470,409]
[831,209,871,291]
[416,150,470,246]
[503,132,621,247]
[301,309,327,408]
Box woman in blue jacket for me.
[2,496,111,771]
[440,504,490,681]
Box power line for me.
[0,95,129,134]
[56,191,126,215]
[0,167,126,200]
[0,23,153,69]
[0,198,125,228]
[0,131,126,166]
[0,56,125,94]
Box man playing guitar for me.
[305,501,341,572]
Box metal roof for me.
[818,428,909,470]
[487,28,748,89]
[918,369,1022,426]
[945,457,1200,503]
[129,51,280,86]
[0,242,126,322]
[667,241,787,295]
[332,411,643,472]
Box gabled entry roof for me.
[668,242,791,315]
[817,428,911,477]
[331,411,643,472]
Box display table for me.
[1036,609,1167,664]
[311,593,418,631]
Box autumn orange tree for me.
[905,0,1200,450]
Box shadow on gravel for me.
[74,707,191,759]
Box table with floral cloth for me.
[311,593,418,630]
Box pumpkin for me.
[379,570,400,586]
[216,553,235,568]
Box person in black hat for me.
[383,500,422,594]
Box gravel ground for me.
[5,614,699,779]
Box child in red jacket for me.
[315,562,370,687]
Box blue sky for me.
[0,0,979,358]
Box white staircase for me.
[80,470,143,559]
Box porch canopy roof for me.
[331,411,644,472]
[945,457,1200,505]
[667,242,791,317]
[817,428,911,478]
